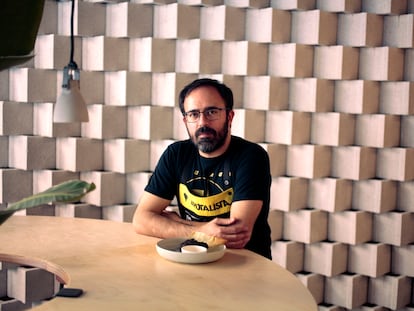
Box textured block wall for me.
[0,0,413,310]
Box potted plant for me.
[0,180,96,225]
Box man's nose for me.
[197,112,209,124]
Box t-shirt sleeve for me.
[232,144,271,202]
[144,145,177,201]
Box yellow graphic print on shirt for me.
[179,183,233,217]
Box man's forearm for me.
[133,210,195,239]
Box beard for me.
[188,119,229,153]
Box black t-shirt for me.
[145,136,272,259]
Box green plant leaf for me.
[0,180,96,225]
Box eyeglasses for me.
[183,108,226,123]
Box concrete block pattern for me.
[81,105,127,139]
[78,1,106,36]
[287,144,332,179]
[271,0,316,10]
[284,208,328,243]
[316,0,361,12]
[151,73,197,107]
[175,39,222,74]
[26,204,55,217]
[246,8,291,43]
[0,102,33,135]
[244,76,289,110]
[81,171,126,206]
[102,204,136,223]
[0,70,9,101]
[104,139,150,173]
[56,137,103,172]
[9,69,56,103]
[231,109,265,142]
[328,210,373,245]
[304,241,348,277]
[8,136,56,170]
[368,274,412,310]
[270,177,308,211]
[311,112,355,146]
[352,179,397,213]
[261,143,287,177]
[0,169,32,203]
[34,35,79,70]
[126,172,152,204]
[0,137,8,168]
[376,147,414,181]
[106,2,153,38]
[105,71,152,106]
[268,43,314,78]
[129,38,176,73]
[348,243,391,277]
[7,267,56,304]
[80,71,104,105]
[359,47,404,81]
[314,46,359,80]
[268,209,283,241]
[271,240,304,273]
[127,106,173,140]
[82,36,129,71]
[335,80,380,114]
[200,5,245,41]
[154,3,200,39]
[222,41,268,76]
[331,146,377,180]
[373,211,414,246]
[379,81,414,115]
[291,10,338,45]
[392,244,414,276]
[308,178,352,212]
[324,273,369,309]
[225,0,269,8]
[266,111,310,144]
[38,0,58,35]
[150,140,175,171]
[362,0,408,15]
[383,14,414,48]
[398,180,414,212]
[55,202,102,219]
[296,272,325,304]
[289,78,334,112]
[337,12,383,47]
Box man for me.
[133,78,272,259]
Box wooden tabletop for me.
[0,216,317,311]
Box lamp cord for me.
[69,0,76,68]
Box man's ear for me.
[227,110,235,127]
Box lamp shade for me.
[54,79,89,123]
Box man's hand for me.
[198,217,251,249]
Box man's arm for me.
[225,200,262,248]
[133,191,256,248]
[132,191,196,238]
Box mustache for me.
[195,126,216,137]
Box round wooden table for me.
[0,216,317,311]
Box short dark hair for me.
[178,78,234,114]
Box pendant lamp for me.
[54,0,88,123]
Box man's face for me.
[182,86,234,156]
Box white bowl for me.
[156,238,226,264]
[181,245,207,253]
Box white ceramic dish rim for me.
[156,238,226,264]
